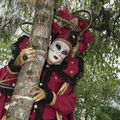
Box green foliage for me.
[0,35,20,64]
[96,106,120,120]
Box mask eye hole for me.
[62,50,68,55]
[56,44,61,50]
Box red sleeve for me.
[0,94,6,119]
[51,92,77,115]
[0,65,17,85]
[0,65,17,119]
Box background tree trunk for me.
[7,0,55,120]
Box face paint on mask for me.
[47,39,71,65]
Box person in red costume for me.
[0,8,93,120]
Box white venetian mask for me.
[47,39,70,65]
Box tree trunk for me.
[7,0,55,120]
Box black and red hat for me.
[52,7,94,54]
[55,26,78,51]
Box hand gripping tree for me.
[7,0,55,120]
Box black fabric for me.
[68,113,72,120]
[40,60,77,87]
[51,32,59,43]
[34,57,84,119]
[8,35,29,73]
[8,59,21,73]
[47,63,76,86]
[40,61,67,85]
[34,104,43,120]
[37,61,67,104]
[38,84,54,105]
[34,63,55,120]
[34,62,67,120]
[58,70,76,86]
[74,57,84,80]
[11,35,29,58]
[61,57,84,86]
[51,27,78,48]
[67,31,78,47]
[0,84,14,96]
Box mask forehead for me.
[51,39,70,52]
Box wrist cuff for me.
[8,59,21,73]
[40,85,54,104]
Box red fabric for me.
[0,94,6,119]
[64,57,79,77]
[58,8,75,20]
[19,37,29,52]
[52,8,94,53]
[77,18,94,53]
[78,41,87,53]
[51,93,76,115]
[0,65,76,120]
[29,111,35,120]
[42,92,76,120]
[57,27,72,42]
[0,66,17,119]
[0,7,83,118]
[82,31,93,44]
[0,66,17,84]
[78,30,94,53]
[57,27,75,51]
[51,7,75,36]
[48,72,64,93]
[43,71,76,120]
[78,19,88,30]
[52,22,61,34]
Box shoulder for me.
[63,56,84,78]
[60,56,84,86]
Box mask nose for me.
[57,52,61,55]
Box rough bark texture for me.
[7,0,55,120]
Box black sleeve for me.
[36,84,54,105]
[0,84,14,96]
[77,57,84,79]
[8,59,22,73]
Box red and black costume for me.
[0,8,93,120]
[0,35,84,120]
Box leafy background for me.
[0,0,120,120]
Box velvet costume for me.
[0,37,84,120]
[0,8,93,120]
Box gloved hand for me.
[8,48,35,73]
[31,86,54,104]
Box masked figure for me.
[0,8,93,120]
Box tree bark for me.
[7,0,55,120]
